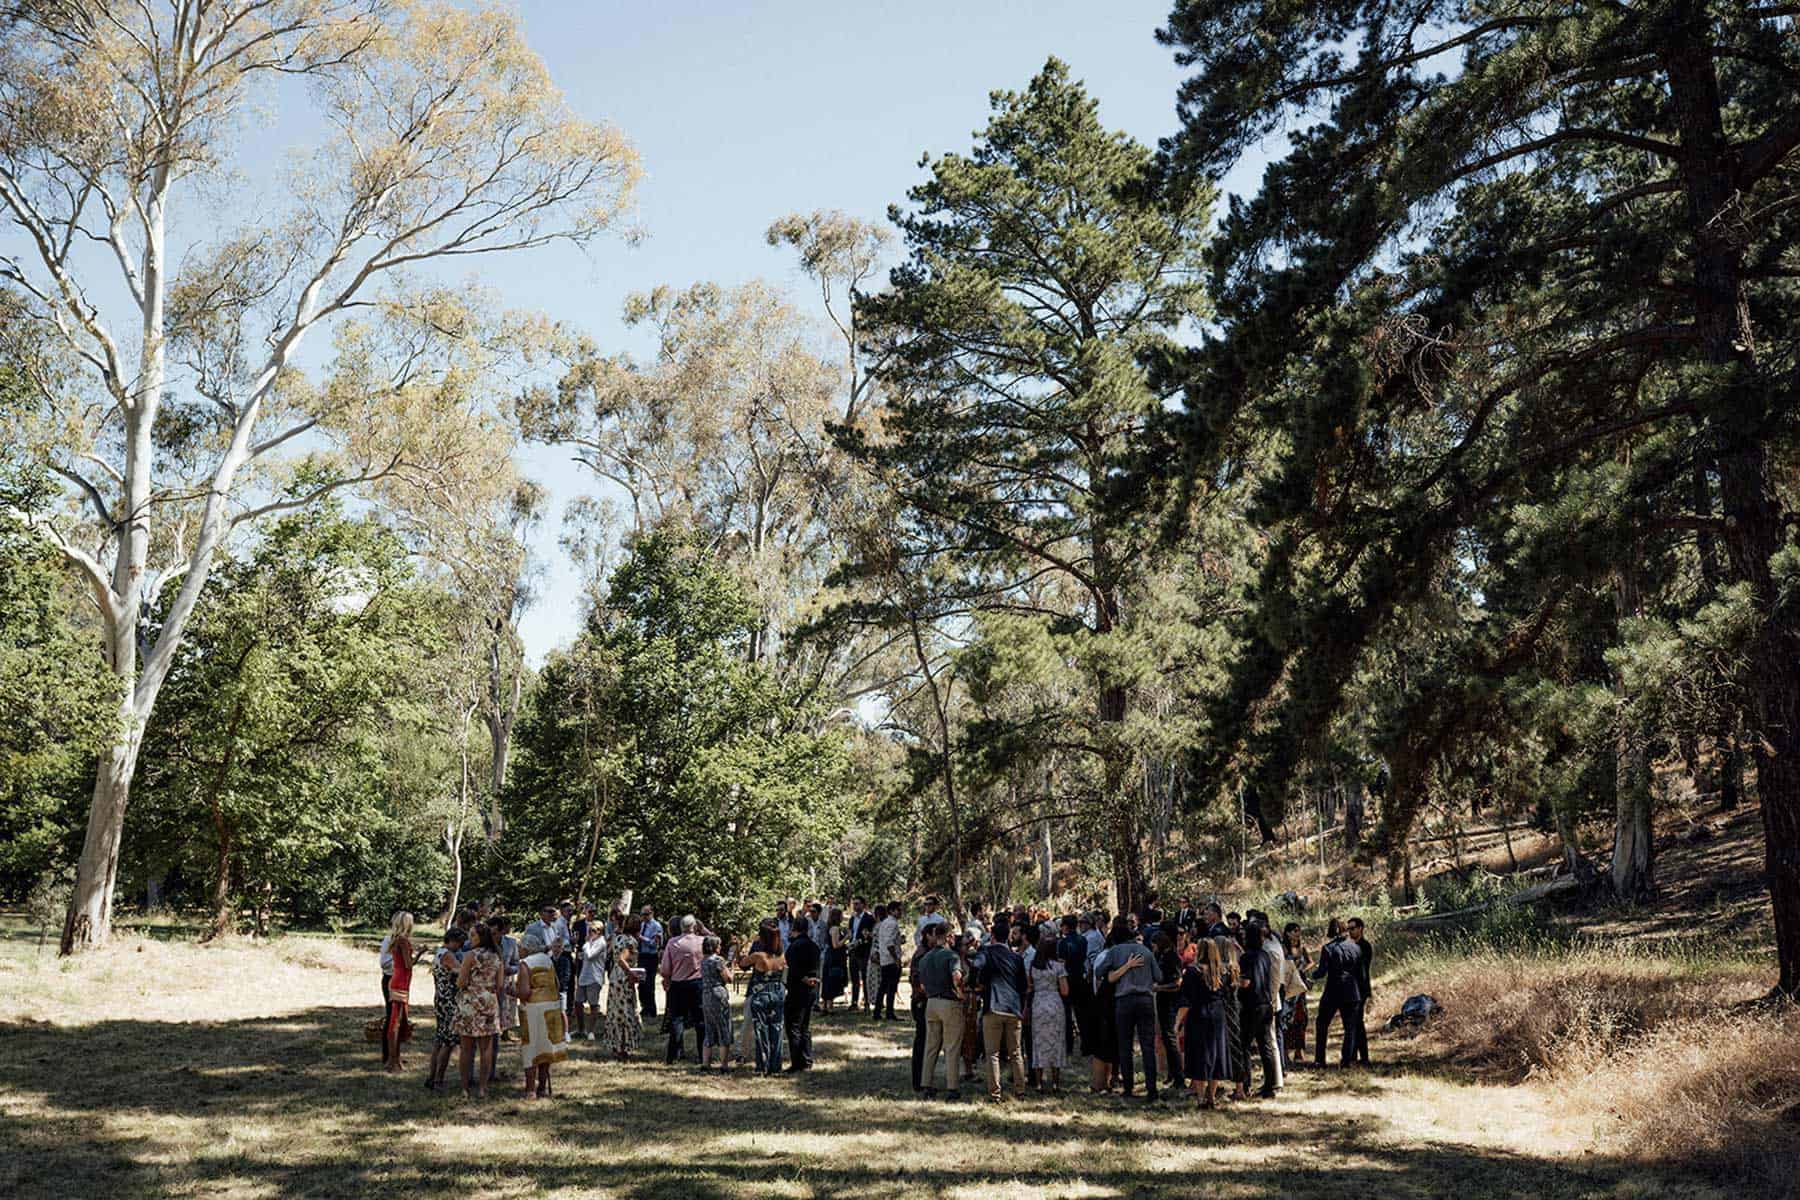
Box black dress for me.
[1179,964,1230,1083]
[1093,974,1119,1066]
[822,931,849,1003]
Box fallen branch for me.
[1397,876,1581,929]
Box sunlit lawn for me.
[0,919,1737,1200]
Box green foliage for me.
[499,531,854,930]
[127,504,450,928]
[0,467,118,900]
[1153,2,1800,937]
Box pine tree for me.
[1157,1,1800,992]
[845,58,1214,914]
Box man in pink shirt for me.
[660,915,707,1064]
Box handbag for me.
[363,1012,414,1043]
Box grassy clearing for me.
[0,917,1778,1200]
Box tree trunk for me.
[1720,720,1742,811]
[206,825,234,941]
[61,190,169,956]
[1344,785,1365,853]
[1552,801,1599,888]
[1611,740,1655,903]
[575,775,606,908]
[909,614,963,922]
[441,702,476,926]
[442,823,464,929]
[1609,548,1655,903]
[482,619,521,843]
[1665,38,1800,994]
[61,725,141,954]
[202,693,249,942]
[1099,684,1145,917]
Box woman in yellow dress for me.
[514,932,570,1099]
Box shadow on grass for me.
[0,1004,1730,1200]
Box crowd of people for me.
[373,892,1375,1106]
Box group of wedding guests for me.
[376,903,576,1099]
[374,895,873,1096]
[373,891,1375,1105]
[900,896,1375,1105]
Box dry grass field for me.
[1,913,1790,1200]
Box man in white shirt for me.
[576,923,608,1040]
[524,905,559,950]
[915,896,948,947]
[964,902,987,945]
[875,901,903,1019]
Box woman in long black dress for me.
[820,907,849,1012]
[1151,931,1185,1092]
[1216,933,1246,1099]
[1088,927,1123,1093]
[1179,937,1231,1108]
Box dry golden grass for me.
[1401,945,1799,1197]
[0,920,1771,1200]
[1582,1009,1800,1195]
[1415,948,1769,1080]
[0,929,372,1025]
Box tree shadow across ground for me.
[0,1004,1735,1200]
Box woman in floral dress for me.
[453,923,502,1098]
[1028,932,1069,1092]
[700,936,735,1071]
[425,926,466,1091]
[605,917,643,1060]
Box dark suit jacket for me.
[1312,937,1365,1005]
[1352,936,1373,998]
[1240,947,1274,1012]
[785,937,822,989]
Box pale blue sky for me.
[497,0,1269,660]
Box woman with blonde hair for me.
[381,911,415,1073]
[1178,936,1232,1108]
[1217,933,1248,1100]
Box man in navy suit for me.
[1312,917,1365,1066]
[847,897,876,1012]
